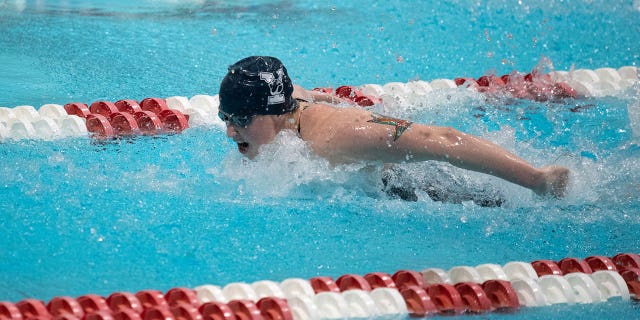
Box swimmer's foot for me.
[533,166,570,198]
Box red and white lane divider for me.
[1,66,637,142]
[0,253,638,320]
[0,96,224,142]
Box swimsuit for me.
[295,98,313,136]
[382,165,505,207]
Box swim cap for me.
[219,56,296,118]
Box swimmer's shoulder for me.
[298,102,336,127]
[299,101,363,120]
[299,103,372,137]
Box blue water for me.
[1,1,640,319]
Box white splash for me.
[211,130,380,199]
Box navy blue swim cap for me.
[219,56,296,118]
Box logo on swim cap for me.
[219,56,295,118]
[260,68,285,105]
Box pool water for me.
[1,0,640,318]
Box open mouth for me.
[237,142,249,154]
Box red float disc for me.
[16,299,50,319]
[425,284,465,315]
[140,98,169,115]
[336,274,372,291]
[524,73,534,82]
[135,290,168,311]
[227,300,263,320]
[619,267,640,283]
[0,302,23,320]
[531,260,563,276]
[256,297,292,320]
[584,256,617,272]
[133,111,163,135]
[558,258,593,274]
[113,309,142,320]
[612,253,640,269]
[164,288,199,308]
[454,77,477,87]
[482,280,519,311]
[47,297,84,318]
[199,302,235,320]
[64,103,91,118]
[89,101,119,118]
[107,293,143,314]
[77,295,110,315]
[309,277,339,293]
[159,110,189,133]
[84,310,115,320]
[391,270,424,290]
[354,95,376,107]
[141,307,173,320]
[170,303,202,320]
[335,86,355,98]
[110,112,140,136]
[627,280,640,299]
[53,313,80,320]
[476,76,491,87]
[399,286,437,317]
[477,75,506,87]
[454,282,493,313]
[86,114,115,137]
[115,100,143,114]
[363,272,396,289]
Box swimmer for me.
[218,56,569,198]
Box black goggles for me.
[218,109,254,127]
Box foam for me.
[212,130,379,199]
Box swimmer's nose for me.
[226,125,237,138]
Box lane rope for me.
[1,253,638,320]
[1,66,637,142]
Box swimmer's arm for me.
[293,85,354,105]
[322,114,563,195]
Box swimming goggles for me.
[218,110,254,127]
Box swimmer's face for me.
[225,115,281,159]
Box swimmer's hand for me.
[533,166,570,198]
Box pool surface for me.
[1,1,640,319]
